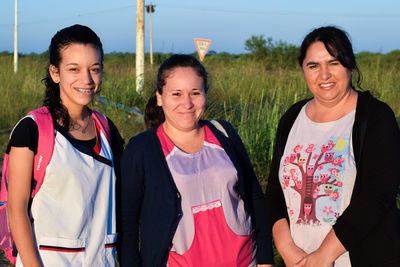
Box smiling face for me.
[49,43,102,111]
[156,67,206,133]
[302,41,353,106]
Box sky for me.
[0,0,399,55]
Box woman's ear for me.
[156,91,162,107]
[49,64,60,83]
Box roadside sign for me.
[194,38,211,61]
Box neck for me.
[307,89,358,122]
[162,122,204,153]
[68,106,90,121]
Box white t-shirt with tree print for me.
[279,103,356,266]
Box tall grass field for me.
[0,47,399,266]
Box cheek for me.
[94,74,102,84]
[303,71,316,87]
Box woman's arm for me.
[332,101,400,251]
[7,147,41,267]
[272,218,307,267]
[294,229,345,267]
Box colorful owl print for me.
[290,153,297,162]
[304,203,312,215]
[306,165,315,176]
[305,144,314,153]
[296,180,303,189]
[324,152,334,162]
[298,157,306,167]
[313,174,320,183]
[320,174,329,183]
[283,175,291,187]
[323,184,333,194]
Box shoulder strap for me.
[0,157,9,203]
[210,120,229,138]
[90,109,111,144]
[28,106,55,198]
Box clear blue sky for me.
[1,0,399,54]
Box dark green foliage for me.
[245,35,299,70]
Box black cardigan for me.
[118,120,274,266]
[265,90,400,266]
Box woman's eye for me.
[91,68,101,73]
[172,92,181,96]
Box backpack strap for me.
[0,157,9,203]
[28,106,55,198]
[90,109,111,145]
[210,120,229,138]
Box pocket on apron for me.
[38,236,86,266]
[104,233,117,267]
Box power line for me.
[0,3,399,28]
[0,4,136,27]
[160,4,400,18]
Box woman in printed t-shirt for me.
[265,26,400,267]
[6,25,124,266]
[118,54,274,266]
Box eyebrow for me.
[305,59,339,66]
[65,62,102,66]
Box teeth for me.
[76,88,93,93]
[320,83,333,88]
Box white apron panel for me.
[16,129,116,267]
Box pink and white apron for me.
[15,116,117,267]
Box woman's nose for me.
[183,95,194,108]
[81,70,94,84]
[319,65,331,80]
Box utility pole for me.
[136,0,145,93]
[146,4,155,65]
[14,0,18,73]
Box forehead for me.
[304,41,336,61]
[59,43,102,62]
[164,67,203,87]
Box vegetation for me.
[0,37,399,266]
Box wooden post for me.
[146,5,155,65]
[136,0,144,93]
[13,0,18,73]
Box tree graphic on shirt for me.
[282,140,344,225]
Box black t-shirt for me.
[6,116,124,159]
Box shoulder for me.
[280,98,310,124]
[104,116,125,155]
[105,116,124,141]
[7,116,39,154]
[205,119,240,141]
[356,90,397,123]
[206,119,236,133]
[9,116,38,139]
[11,116,37,134]
[124,126,158,153]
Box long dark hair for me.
[42,24,104,131]
[144,54,209,128]
[298,26,363,90]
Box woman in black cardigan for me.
[265,26,400,267]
